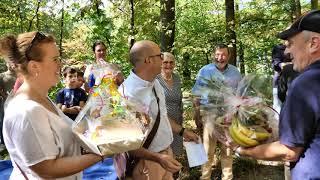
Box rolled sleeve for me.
[279,82,316,148]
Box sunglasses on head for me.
[25,32,47,61]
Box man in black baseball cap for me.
[234,10,320,180]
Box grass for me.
[180,99,284,180]
[175,149,284,180]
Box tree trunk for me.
[311,0,319,9]
[225,0,237,66]
[59,0,65,57]
[235,1,244,73]
[311,0,318,9]
[36,7,40,30]
[160,0,175,52]
[28,0,41,31]
[130,0,135,49]
[182,52,191,81]
[295,0,301,18]
[290,0,301,21]
[290,0,296,21]
[239,42,245,74]
[17,3,24,32]
[95,0,101,16]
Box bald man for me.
[118,40,198,180]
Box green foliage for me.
[175,0,225,89]
[0,0,312,92]
[48,81,64,100]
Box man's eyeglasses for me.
[148,52,164,60]
[25,32,47,61]
[163,61,174,65]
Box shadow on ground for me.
[178,154,284,180]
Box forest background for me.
[0,0,319,179]
[1,0,319,91]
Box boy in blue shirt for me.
[56,67,87,120]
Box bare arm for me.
[61,105,80,114]
[169,118,199,142]
[238,141,304,162]
[192,97,202,130]
[30,153,103,179]
[130,148,181,173]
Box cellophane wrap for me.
[72,64,151,156]
[193,74,278,148]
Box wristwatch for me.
[235,147,242,157]
[179,127,185,136]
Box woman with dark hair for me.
[84,41,124,88]
[0,32,106,179]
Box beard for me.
[215,59,227,69]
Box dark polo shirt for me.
[279,60,320,180]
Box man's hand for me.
[183,129,199,143]
[63,106,81,114]
[193,97,203,131]
[158,154,182,173]
[193,109,203,130]
[70,106,81,113]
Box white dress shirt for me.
[118,71,173,153]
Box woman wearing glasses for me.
[0,32,105,179]
[156,52,184,156]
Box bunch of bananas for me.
[229,117,271,147]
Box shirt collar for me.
[214,63,229,73]
[303,60,320,72]
[129,70,155,88]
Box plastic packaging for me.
[72,65,151,156]
[193,74,278,148]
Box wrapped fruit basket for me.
[72,65,151,156]
[193,74,278,148]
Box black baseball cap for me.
[278,10,320,40]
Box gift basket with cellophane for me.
[193,74,279,148]
[72,64,152,156]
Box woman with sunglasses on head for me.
[0,32,105,179]
[83,41,124,90]
[156,52,184,156]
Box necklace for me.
[162,74,173,81]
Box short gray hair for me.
[163,52,175,61]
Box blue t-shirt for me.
[192,63,242,105]
[279,60,320,180]
[56,88,87,120]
